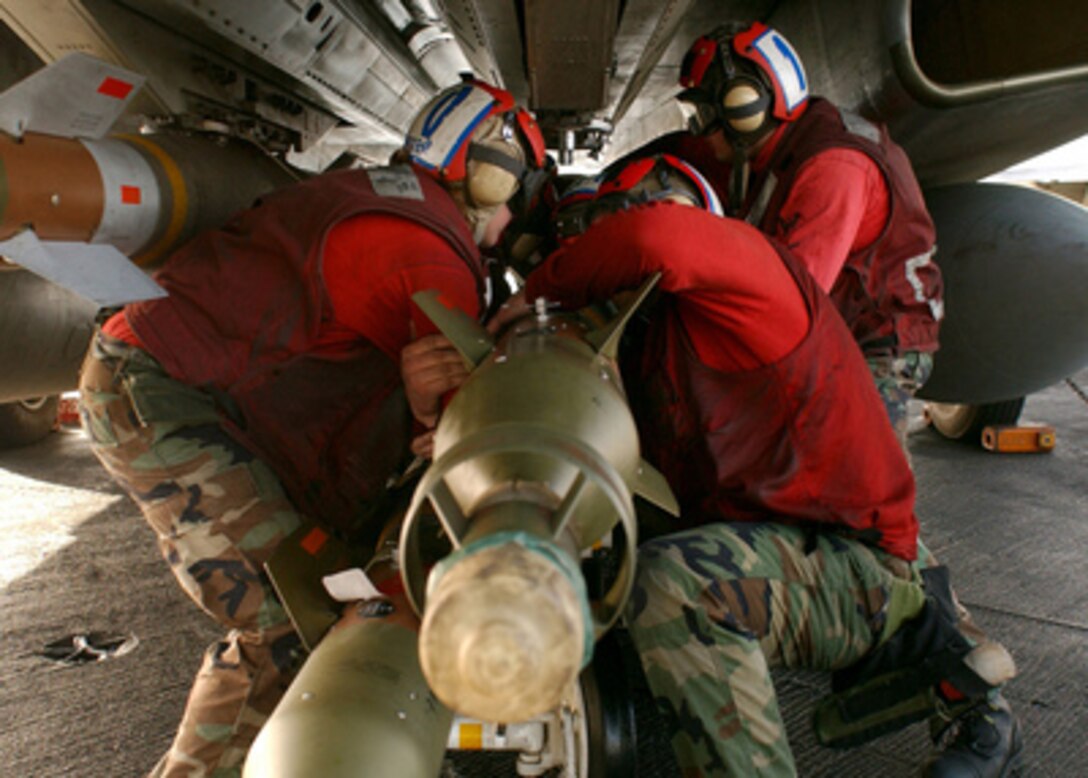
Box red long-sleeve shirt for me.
[649,129,889,294]
[525,200,808,372]
[106,212,480,357]
[772,148,888,291]
[524,199,918,559]
[319,213,481,359]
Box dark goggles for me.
[553,203,594,240]
[507,164,553,220]
[553,191,643,240]
[677,88,721,136]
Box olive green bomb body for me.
[243,592,451,778]
[434,311,640,550]
[401,284,677,724]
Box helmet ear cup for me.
[722,82,767,134]
[465,118,526,207]
[467,151,520,207]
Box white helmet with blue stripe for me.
[405,79,546,210]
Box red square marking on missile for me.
[120,185,141,205]
[97,76,134,100]
[300,527,328,556]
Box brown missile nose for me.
[419,540,586,722]
[0,133,104,242]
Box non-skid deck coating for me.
[2,371,1085,777]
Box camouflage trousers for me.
[625,522,935,777]
[866,349,934,454]
[79,333,304,777]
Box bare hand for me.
[410,429,435,460]
[401,334,469,427]
[486,290,531,335]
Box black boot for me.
[923,695,1023,777]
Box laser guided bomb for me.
[243,278,677,777]
[399,278,678,724]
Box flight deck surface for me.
[2,372,1085,777]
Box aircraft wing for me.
[0,0,1086,414]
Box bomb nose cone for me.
[459,620,538,697]
[420,540,586,722]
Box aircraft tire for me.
[925,397,1026,442]
[0,395,59,449]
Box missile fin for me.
[586,272,661,359]
[632,457,680,516]
[264,520,353,651]
[0,52,145,140]
[0,229,166,307]
[411,289,494,368]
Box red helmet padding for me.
[597,154,722,216]
[598,157,657,198]
[515,109,547,170]
[471,80,516,111]
[731,22,807,122]
[469,79,546,171]
[431,81,547,183]
[679,36,719,89]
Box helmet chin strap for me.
[723,118,779,217]
[468,203,501,245]
[727,142,751,218]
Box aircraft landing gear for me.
[925,398,1025,442]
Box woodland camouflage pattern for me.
[867,350,934,452]
[625,522,933,777]
[78,333,942,777]
[80,335,304,777]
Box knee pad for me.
[813,566,1015,748]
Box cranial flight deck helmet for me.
[595,154,725,219]
[405,79,549,243]
[677,22,808,214]
[678,21,809,143]
[552,174,603,242]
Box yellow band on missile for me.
[120,134,188,267]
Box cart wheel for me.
[0,396,59,449]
